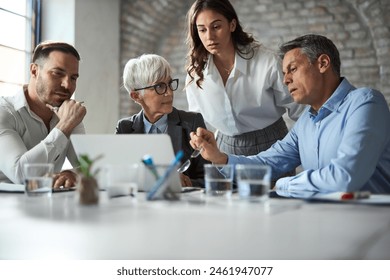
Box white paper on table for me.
[0,183,24,192]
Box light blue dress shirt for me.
[143,113,168,134]
[228,78,390,194]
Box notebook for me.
[70,134,182,193]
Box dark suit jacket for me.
[116,107,209,187]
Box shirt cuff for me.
[275,176,291,190]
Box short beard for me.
[35,74,51,105]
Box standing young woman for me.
[185,0,305,157]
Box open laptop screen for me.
[70,134,181,192]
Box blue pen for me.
[147,150,184,200]
[141,155,159,180]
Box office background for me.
[40,0,390,134]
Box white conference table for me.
[0,190,389,260]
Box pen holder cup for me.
[144,164,181,200]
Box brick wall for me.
[120,0,390,118]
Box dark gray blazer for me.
[115,107,209,187]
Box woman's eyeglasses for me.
[134,79,179,95]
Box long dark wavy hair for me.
[185,0,259,88]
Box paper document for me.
[307,192,390,205]
[0,183,24,193]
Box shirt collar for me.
[143,112,168,133]
[13,86,30,112]
[204,55,213,76]
[309,78,354,122]
[234,52,247,75]
[204,50,247,77]
[15,86,60,122]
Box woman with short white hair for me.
[116,54,209,187]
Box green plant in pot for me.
[77,154,102,205]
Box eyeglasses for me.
[134,78,179,95]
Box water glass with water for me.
[204,164,233,197]
[236,164,271,201]
[24,163,54,197]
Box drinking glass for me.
[24,163,54,197]
[204,164,233,198]
[236,164,271,201]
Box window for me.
[0,0,40,96]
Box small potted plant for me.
[77,154,102,205]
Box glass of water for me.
[236,164,271,202]
[24,163,54,197]
[204,164,233,198]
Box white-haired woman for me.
[116,54,209,187]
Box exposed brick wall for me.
[120,0,390,119]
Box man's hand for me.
[52,170,78,189]
[189,127,228,164]
[47,99,86,137]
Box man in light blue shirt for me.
[190,34,390,194]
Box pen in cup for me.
[147,150,184,200]
[141,155,160,180]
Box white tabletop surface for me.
[1,190,389,260]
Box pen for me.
[147,150,184,200]
[341,191,370,200]
[141,155,159,180]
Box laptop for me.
[70,134,182,193]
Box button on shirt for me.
[0,88,85,184]
[227,78,390,193]
[186,46,305,136]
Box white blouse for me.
[186,46,305,136]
